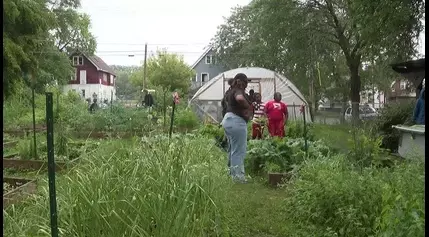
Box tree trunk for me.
[349,63,361,125]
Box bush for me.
[348,128,390,168]
[284,155,424,237]
[175,108,200,132]
[286,121,315,140]
[245,137,330,176]
[371,102,415,152]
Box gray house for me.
[190,46,227,91]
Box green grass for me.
[226,180,297,237]
[312,123,351,153]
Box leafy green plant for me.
[371,102,415,152]
[245,137,330,176]
[348,128,390,167]
[174,108,200,132]
[284,155,424,237]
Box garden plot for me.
[3,134,98,171]
[3,177,37,208]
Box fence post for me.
[31,74,37,159]
[46,92,59,237]
[302,105,308,157]
[292,102,297,120]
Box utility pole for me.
[143,43,148,91]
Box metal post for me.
[46,92,59,237]
[31,74,37,159]
[143,43,148,91]
[302,105,308,157]
[110,90,113,112]
[169,101,176,138]
[292,102,297,120]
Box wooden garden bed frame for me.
[3,177,37,208]
[3,157,79,171]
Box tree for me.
[3,0,54,97]
[111,65,141,99]
[131,50,194,95]
[297,0,424,122]
[3,0,98,99]
[49,0,97,55]
[212,0,424,122]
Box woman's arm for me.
[235,93,250,109]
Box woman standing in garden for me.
[222,73,252,183]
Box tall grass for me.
[4,135,232,237]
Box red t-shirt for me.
[265,100,287,121]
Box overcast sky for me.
[80,0,425,67]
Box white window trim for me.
[72,56,84,66]
[195,74,198,82]
[201,72,209,83]
[205,55,213,64]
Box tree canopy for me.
[3,0,97,99]
[130,51,195,95]
[212,0,425,120]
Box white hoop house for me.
[189,67,312,123]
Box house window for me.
[72,56,84,66]
[81,89,85,98]
[201,73,209,82]
[205,55,214,64]
[195,74,198,82]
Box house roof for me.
[70,50,116,76]
[88,55,116,76]
[190,46,213,69]
[391,58,425,74]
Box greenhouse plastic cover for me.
[189,67,312,122]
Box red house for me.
[65,51,117,102]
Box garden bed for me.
[3,127,47,136]
[3,140,18,148]
[3,157,79,171]
[72,131,146,139]
[3,177,37,208]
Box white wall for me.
[63,84,116,102]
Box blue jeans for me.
[222,112,247,182]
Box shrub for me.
[175,108,200,132]
[348,128,390,168]
[371,102,415,152]
[286,121,315,141]
[245,137,330,176]
[284,155,424,237]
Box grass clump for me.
[4,135,232,237]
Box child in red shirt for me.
[264,92,288,138]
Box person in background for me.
[222,73,252,183]
[414,80,425,125]
[251,93,265,139]
[248,89,255,103]
[264,92,288,138]
[144,90,154,112]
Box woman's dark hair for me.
[230,73,248,90]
